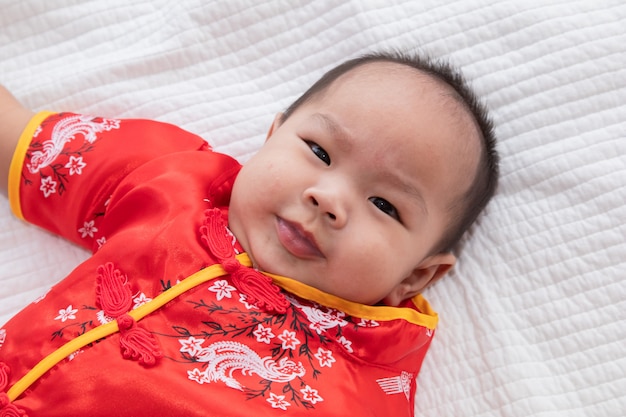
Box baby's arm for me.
[0,86,34,196]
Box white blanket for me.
[1,1,624,415]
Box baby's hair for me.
[281,50,499,253]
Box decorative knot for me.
[200,208,236,260]
[0,363,9,392]
[0,372,28,417]
[96,262,132,317]
[231,269,290,314]
[116,314,163,367]
[222,258,241,274]
[200,209,289,314]
[96,264,162,367]
[116,314,135,331]
[0,395,27,417]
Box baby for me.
[0,51,497,416]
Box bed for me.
[1,1,624,415]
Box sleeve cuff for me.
[8,111,56,220]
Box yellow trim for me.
[6,253,436,402]
[267,272,438,330]
[8,111,56,220]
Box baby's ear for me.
[382,253,456,306]
[266,112,284,140]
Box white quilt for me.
[1,1,624,415]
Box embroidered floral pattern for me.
[51,305,99,341]
[54,305,78,322]
[0,329,5,349]
[338,336,353,353]
[267,392,290,410]
[300,385,323,404]
[357,318,380,328]
[314,347,335,368]
[253,324,275,344]
[96,237,107,249]
[78,220,98,238]
[179,337,205,357]
[132,292,152,309]
[277,330,300,350]
[165,284,367,411]
[25,113,120,198]
[208,280,236,301]
[65,155,86,175]
[40,176,57,198]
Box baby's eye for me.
[369,197,400,221]
[305,140,331,165]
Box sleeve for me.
[8,111,211,249]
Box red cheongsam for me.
[0,112,437,417]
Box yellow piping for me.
[8,111,56,220]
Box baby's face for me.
[229,63,477,305]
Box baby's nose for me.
[306,188,347,228]
[309,196,337,221]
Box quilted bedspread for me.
[1,1,624,416]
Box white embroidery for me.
[0,329,6,349]
[376,371,413,400]
[278,330,301,350]
[208,279,236,300]
[267,392,291,410]
[300,385,323,404]
[338,336,353,353]
[68,349,83,361]
[187,368,208,384]
[357,318,379,328]
[132,292,152,309]
[188,341,306,390]
[238,293,257,310]
[40,176,57,197]
[96,237,107,249]
[28,115,119,174]
[314,347,335,368]
[54,305,78,322]
[253,324,275,344]
[78,220,98,238]
[180,337,206,357]
[96,310,114,325]
[64,155,86,175]
[288,296,348,334]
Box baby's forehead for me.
[334,61,454,95]
[320,61,481,195]
[328,62,476,133]
[328,63,471,122]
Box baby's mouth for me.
[275,217,324,259]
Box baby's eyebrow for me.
[311,113,353,153]
[382,171,429,216]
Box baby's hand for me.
[0,86,35,196]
